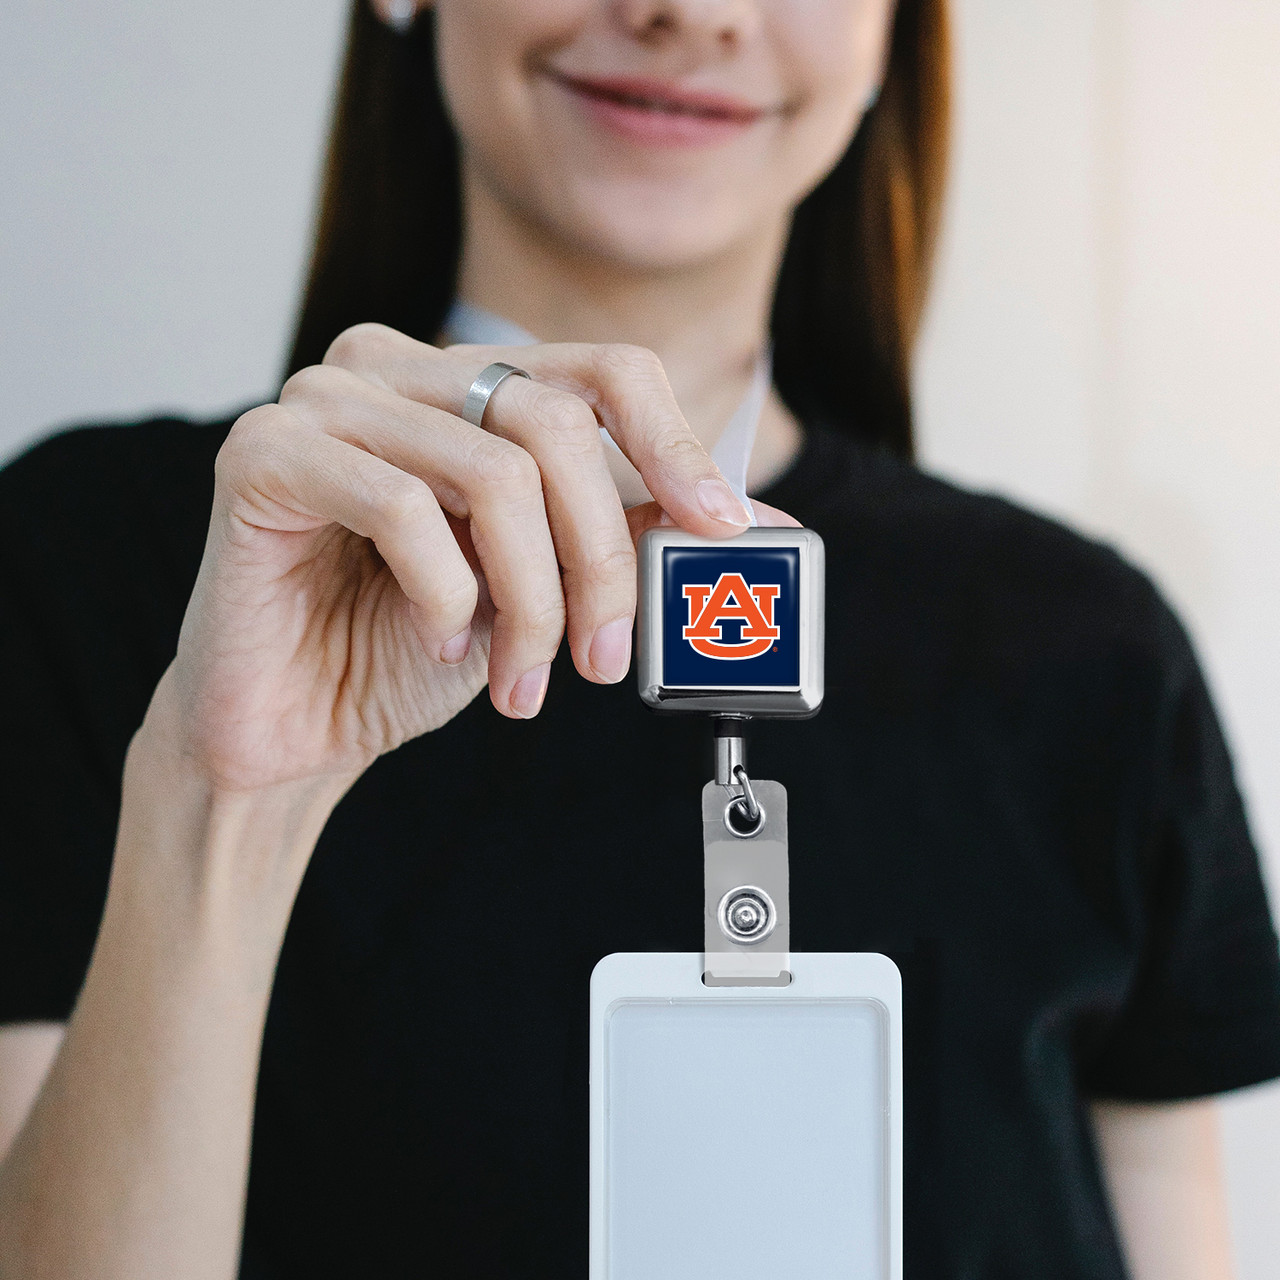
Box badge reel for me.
[589,527,903,1280]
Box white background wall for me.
[2,0,1277,1270]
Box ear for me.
[372,0,426,34]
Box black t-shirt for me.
[2,412,1279,1279]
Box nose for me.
[614,0,762,55]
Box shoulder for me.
[0,409,240,571]
[0,408,242,671]
[0,410,236,524]
[781,425,1190,706]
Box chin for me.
[570,217,736,272]
[543,181,770,273]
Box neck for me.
[454,168,801,495]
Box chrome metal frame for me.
[636,526,825,717]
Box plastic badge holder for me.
[590,952,902,1280]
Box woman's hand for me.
[154,323,779,795]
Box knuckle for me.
[215,405,285,483]
[594,342,665,387]
[520,591,567,643]
[428,572,479,626]
[532,390,598,448]
[651,428,709,470]
[580,541,637,592]
[469,437,542,495]
[368,473,434,531]
[322,321,397,368]
[279,363,343,409]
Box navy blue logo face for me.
[662,547,801,688]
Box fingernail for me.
[589,617,633,683]
[510,663,551,718]
[696,479,751,528]
[440,626,472,665]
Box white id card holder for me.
[590,951,902,1280]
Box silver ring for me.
[461,361,531,428]
[731,764,760,823]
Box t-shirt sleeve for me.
[1079,593,1280,1100]
[0,424,202,1025]
[0,520,117,1023]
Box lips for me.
[559,73,765,121]
[551,72,770,146]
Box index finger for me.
[322,326,753,537]
[504,343,754,536]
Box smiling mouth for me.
[552,73,767,125]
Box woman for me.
[0,1,1277,1276]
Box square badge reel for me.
[589,526,903,1280]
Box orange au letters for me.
[682,573,781,660]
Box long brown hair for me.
[287,1,950,459]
